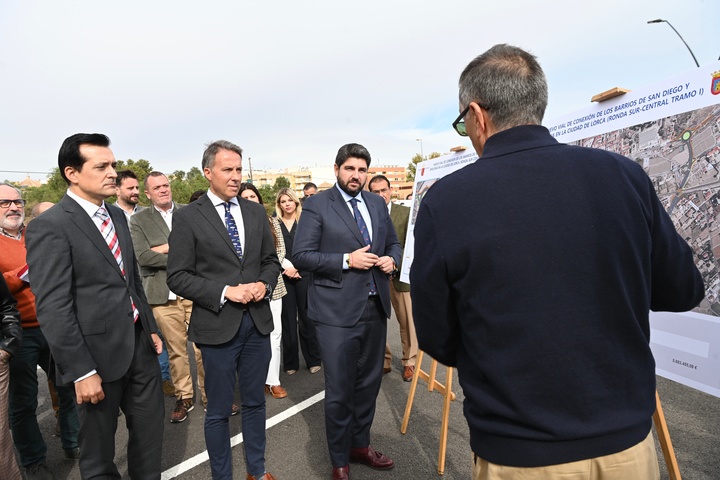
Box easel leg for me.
[437,367,453,476]
[653,390,682,480]
[401,350,424,434]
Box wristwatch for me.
[262,282,273,300]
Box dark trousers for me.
[314,298,386,467]
[9,327,79,467]
[199,311,271,480]
[281,276,321,371]
[76,325,164,480]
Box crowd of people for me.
[0,43,706,480]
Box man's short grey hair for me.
[0,182,22,197]
[459,44,548,131]
[202,140,243,170]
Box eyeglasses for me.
[452,106,470,136]
[0,199,25,209]
[452,103,489,137]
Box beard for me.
[337,176,366,197]
[0,212,24,232]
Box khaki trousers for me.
[0,356,22,479]
[385,282,418,368]
[472,431,660,480]
[152,298,206,404]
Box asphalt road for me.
[27,315,720,479]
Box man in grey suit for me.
[25,133,164,479]
[293,143,402,480]
[130,171,206,423]
[167,140,280,480]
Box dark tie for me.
[95,207,140,322]
[349,198,376,295]
[224,202,243,260]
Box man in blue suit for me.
[293,143,402,480]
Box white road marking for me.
[161,390,325,479]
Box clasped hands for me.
[225,282,267,304]
[350,245,395,274]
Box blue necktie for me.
[349,198,376,295]
[223,202,243,260]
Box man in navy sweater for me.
[411,44,705,480]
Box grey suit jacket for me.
[129,203,184,305]
[166,193,280,345]
[25,195,159,386]
[292,186,402,327]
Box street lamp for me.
[647,19,700,68]
[416,138,424,160]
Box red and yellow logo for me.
[712,71,720,95]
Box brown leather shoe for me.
[382,366,391,375]
[265,385,288,399]
[332,465,349,480]
[350,445,394,470]
[403,365,415,382]
[246,472,277,480]
[231,403,240,416]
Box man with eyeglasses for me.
[0,183,80,480]
[368,175,418,382]
[411,44,704,480]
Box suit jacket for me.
[166,193,280,345]
[129,202,185,305]
[292,186,402,327]
[389,202,411,292]
[25,195,159,386]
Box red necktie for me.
[96,207,140,322]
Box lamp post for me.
[647,19,700,68]
[416,138,424,160]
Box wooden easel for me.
[654,391,682,480]
[400,350,456,475]
[401,352,681,478]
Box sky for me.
[1,0,718,184]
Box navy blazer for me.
[292,186,402,326]
[167,193,280,344]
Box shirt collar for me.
[153,202,175,215]
[335,184,362,204]
[67,189,108,218]
[206,190,238,208]
[0,225,23,240]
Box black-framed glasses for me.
[0,199,25,209]
[452,106,471,136]
[452,103,489,137]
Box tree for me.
[23,168,68,205]
[22,159,156,209]
[274,176,290,190]
[169,167,209,204]
[406,152,442,182]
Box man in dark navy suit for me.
[293,143,401,480]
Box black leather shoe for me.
[64,447,80,460]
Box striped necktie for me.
[95,207,140,322]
